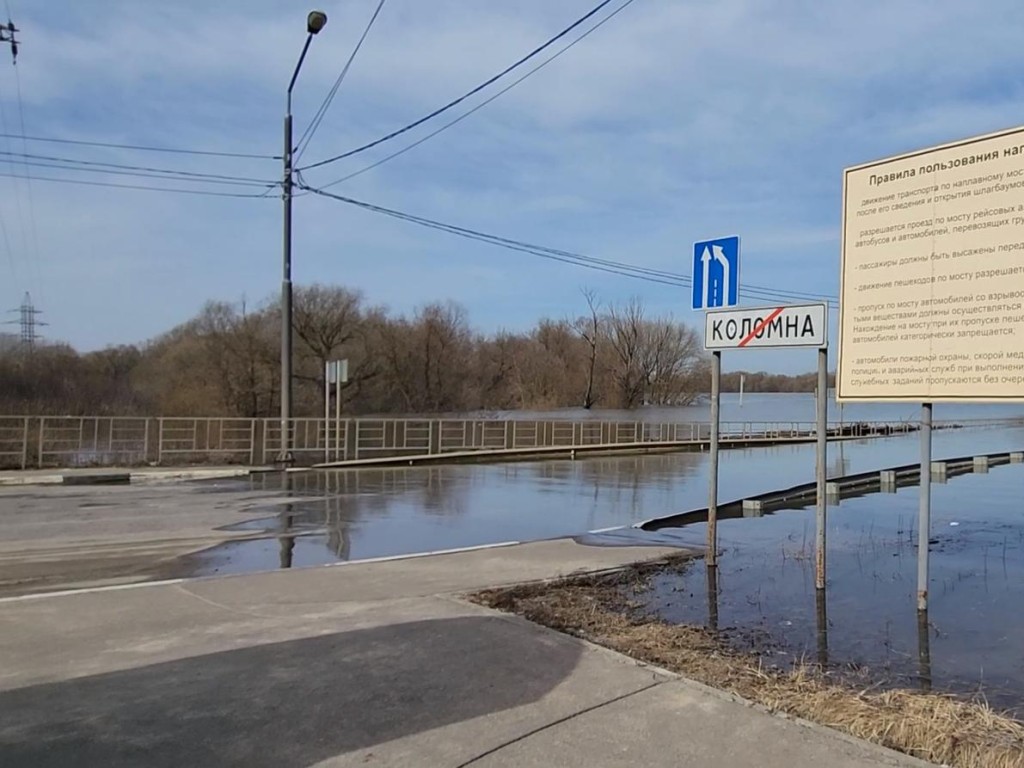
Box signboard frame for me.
[703,302,828,350]
[838,123,1024,404]
[691,235,741,310]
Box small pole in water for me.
[815,346,828,590]
[707,351,722,568]
[739,373,745,407]
[917,402,933,611]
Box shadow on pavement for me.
[0,615,580,767]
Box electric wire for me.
[316,0,638,189]
[298,0,620,171]
[294,0,388,162]
[299,183,839,306]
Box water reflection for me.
[706,564,719,633]
[917,608,932,693]
[816,588,828,668]
[191,426,1024,590]
[278,507,295,569]
[632,460,1024,713]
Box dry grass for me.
[474,566,1024,768]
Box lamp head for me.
[307,11,327,34]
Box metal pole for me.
[707,350,721,568]
[706,562,719,632]
[917,606,932,692]
[278,32,314,467]
[917,402,933,610]
[324,361,330,463]
[335,376,341,462]
[278,107,295,466]
[815,586,828,668]
[815,346,828,590]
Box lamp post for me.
[278,10,327,466]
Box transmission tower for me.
[5,292,45,349]
[0,19,18,63]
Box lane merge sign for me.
[692,235,740,310]
[705,303,828,350]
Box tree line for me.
[719,370,836,393]
[0,286,718,416]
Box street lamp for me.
[278,10,327,466]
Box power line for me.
[0,150,278,186]
[0,132,277,160]
[11,49,42,304]
[0,94,27,292]
[299,183,839,306]
[3,158,279,188]
[0,171,278,198]
[298,0,620,172]
[0,192,13,289]
[317,0,638,189]
[294,0,388,162]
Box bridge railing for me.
[0,414,1006,470]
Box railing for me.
[0,415,1016,470]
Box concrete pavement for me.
[0,539,931,767]
[0,480,303,595]
[0,466,259,486]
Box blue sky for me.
[5,0,1024,372]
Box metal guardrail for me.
[0,415,1016,470]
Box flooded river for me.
[181,397,1024,711]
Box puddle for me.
[628,460,1024,714]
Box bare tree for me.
[605,297,647,408]
[292,284,379,411]
[604,298,707,408]
[572,288,601,409]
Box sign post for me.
[918,402,932,610]
[839,125,1024,610]
[324,359,349,462]
[816,346,828,590]
[707,350,721,567]
[703,302,829,576]
[694,235,740,570]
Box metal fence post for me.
[249,419,257,466]
[21,416,29,469]
[158,418,165,465]
[38,416,45,468]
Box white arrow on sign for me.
[700,246,712,307]
[713,244,730,305]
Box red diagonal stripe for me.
[738,307,784,347]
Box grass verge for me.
[472,560,1024,768]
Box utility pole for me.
[277,10,328,467]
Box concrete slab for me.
[0,540,688,687]
[455,679,927,768]
[0,540,928,768]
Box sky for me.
[4,0,1024,373]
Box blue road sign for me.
[692,236,740,310]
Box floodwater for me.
[627,459,1024,714]
[185,421,1024,578]
[472,393,1024,425]
[175,394,1024,711]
